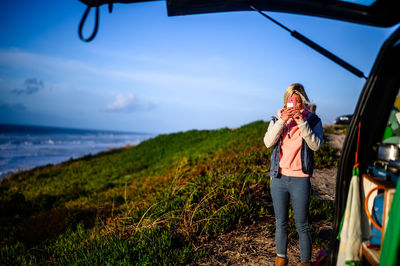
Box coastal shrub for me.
[323,124,349,135]
[315,143,339,168]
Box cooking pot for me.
[376,143,400,161]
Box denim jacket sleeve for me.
[264,117,285,148]
[297,119,323,151]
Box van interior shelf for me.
[361,241,380,266]
[361,173,396,265]
[362,173,397,190]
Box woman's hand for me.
[281,108,304,123]
[281,108,292,122]
[292,109,304,124]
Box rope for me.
[365,186,384,231]
[352,121,361,176]
[354,120,361,167]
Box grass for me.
[0,120,338,264]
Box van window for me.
[338,0,376,6]
[382,88,400,144]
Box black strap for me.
[78,6,100,42]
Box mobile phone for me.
[287,96,297,109]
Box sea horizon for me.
[0,123,155,178]
[0,122,154,136]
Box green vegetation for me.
[323,124,349,135]
[1,121,337,264]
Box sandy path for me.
[311,167,337,201]
[193,219,329,266]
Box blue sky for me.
[0,0,397,134]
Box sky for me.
[0,0,398,134]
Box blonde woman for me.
[264,83,323,266]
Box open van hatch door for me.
[166,0,400,27]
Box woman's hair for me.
[283,83,311,109]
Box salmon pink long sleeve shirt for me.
[264,108,323,177]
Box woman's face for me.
[290,93,303,110]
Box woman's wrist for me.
[277,118,286,124]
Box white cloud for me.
[0,49,101,79]
[0,48,276,116]
[0,48,247,92]
[104,93,154,112]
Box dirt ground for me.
[193,218,330,266]
[192,133,344,265]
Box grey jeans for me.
[270,174,312,262]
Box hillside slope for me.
[0,121,337,264]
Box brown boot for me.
[297,262,311,266]
[275,256,288,266]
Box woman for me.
[264,83,323,266]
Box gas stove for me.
[367,160,399,184]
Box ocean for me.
[0,124,154,178]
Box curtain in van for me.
[337,175,363,265]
